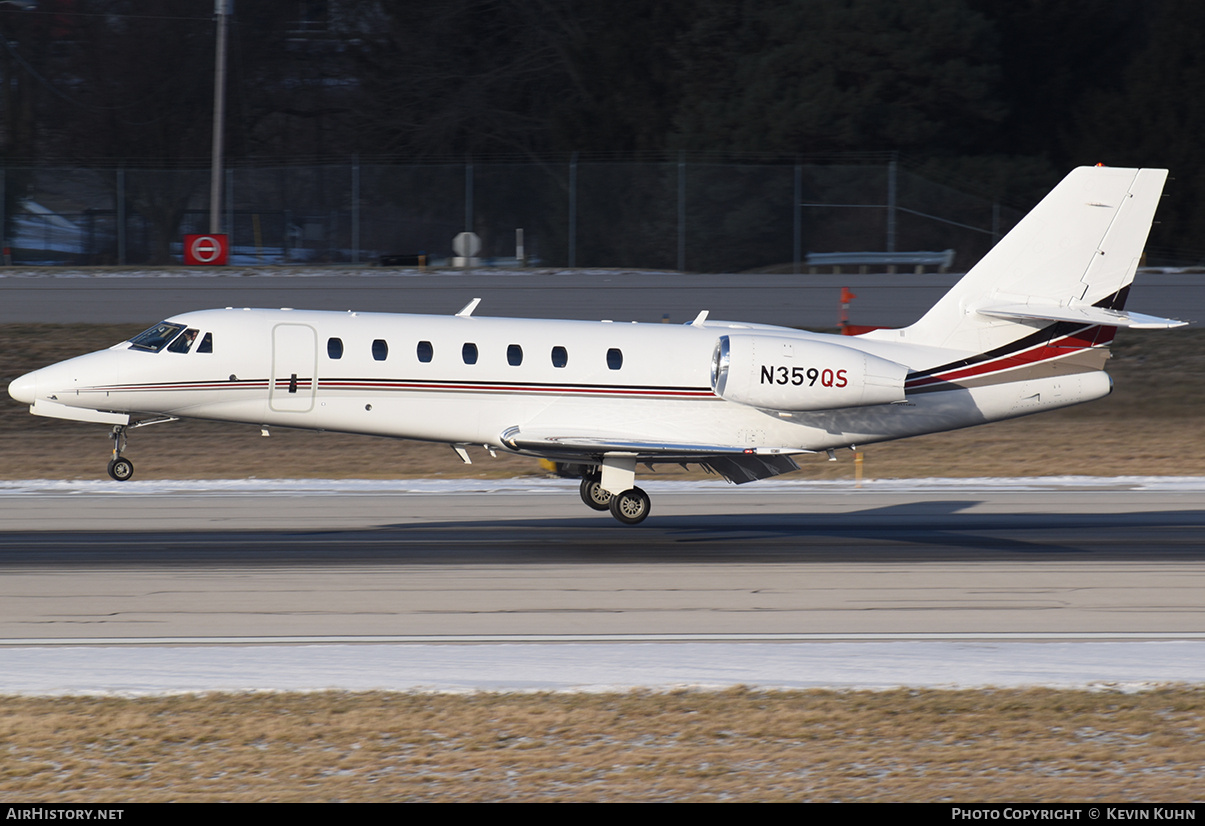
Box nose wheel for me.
[107,456,134,481]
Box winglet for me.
[456,298,482,318]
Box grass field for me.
[1,324,1203,482]
[1,688,1202,802]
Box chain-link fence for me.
[0,160,1026,271]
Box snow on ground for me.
[2,475,1204,496]
[1,641,1202,696]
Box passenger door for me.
[269,323,317,413]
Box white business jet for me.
[7,166,1186,524]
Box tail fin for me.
[868,166,1183,354]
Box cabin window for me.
[372,339,388,361]
[417,340,433,363]
[551,346,568,368]
[167,328,199,354]
[129,322,185,353]
[327,337,343,359]
[462,342,478,365]
[197,332,213,353]
[607,348,623,370]
[507,344,523,366]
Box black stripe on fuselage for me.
[905,289,1127,383]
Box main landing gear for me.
[579,464,651,525]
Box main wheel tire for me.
[608,487,650,525]
[579,476,612,511]
[107,457,134,482]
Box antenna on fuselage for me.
[456,298,482,318]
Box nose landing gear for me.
[103,417,178,481]
[108,425,134,481]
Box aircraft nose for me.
[7,370,37,405]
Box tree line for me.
[1,0,1201,261]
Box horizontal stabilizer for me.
[976,303,1187,329]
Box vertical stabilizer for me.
[866,166,1169,353]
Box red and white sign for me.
[184,234,229,266]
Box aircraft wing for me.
[500,427,809,484]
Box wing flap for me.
[500,427,807,484]
[696,454,801,484]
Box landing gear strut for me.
[108,425,134,481]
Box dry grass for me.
[0,688,1201,802]
[1,325,1203,481]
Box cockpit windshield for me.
[128,322,186,352]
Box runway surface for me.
[1,267,1199,328]
[2,478,1204,692]
[3,479,1204,643]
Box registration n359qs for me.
[8,166,1185,524]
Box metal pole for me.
[351,155,360,264]
[886,154,897,253]
[793,164,802,275]
[464,159,473,232]
[568,152,577,268]
[116,168,125,265]
[0,168,7,264]
[225,167,233,244]
[208,0,230,234]
[677,151,685,272]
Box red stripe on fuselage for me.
[86,378,715,399]
[906,326,1108,389]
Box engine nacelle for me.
[711,334,908,411]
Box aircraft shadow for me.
[3,500,1205,565]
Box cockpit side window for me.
[197,332,213,353]
[167,328,200,353]
[128,322,186,352]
